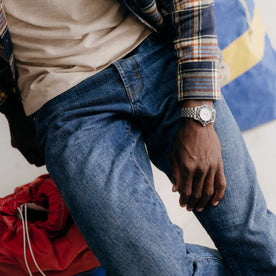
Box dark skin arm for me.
[170,99,226,212]
[1,92,45,166]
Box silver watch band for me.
[180,107,196,118]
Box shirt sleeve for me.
[171,0,221,101]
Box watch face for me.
[199,107,212,122]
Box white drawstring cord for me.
[238,0,254,39]
[17,204,46,276]
[17,206,33,276]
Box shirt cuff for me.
[177,60,221,101]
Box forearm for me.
[171,0,221,102]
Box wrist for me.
[180,117,214,129]
[180,101,216,127]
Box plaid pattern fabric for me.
[0,0,220,109]
[171,0,220,100]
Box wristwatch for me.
[180,104,216,126]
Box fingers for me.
[195,169,215,212]
[185,171,205,211]
[180,168,212,212]
[171,156,181,192]
[171,160,226,212]
[212,164,227,206]
[171,155,194,208]
[179,173,193,208]
[171,155,193,209]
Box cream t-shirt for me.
[4,0,151,115]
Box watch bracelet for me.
[180,107,195,118]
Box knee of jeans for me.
[193,257,231,276]
[185,244,232,275]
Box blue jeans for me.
[35,33,276,275]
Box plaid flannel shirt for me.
[0,0,220,111]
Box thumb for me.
[170,155,181,192]
[212,164,226,206]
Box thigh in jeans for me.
[35,64,198,275]
[35,35,232,275]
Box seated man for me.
[1,0,275,274]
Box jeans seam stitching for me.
[127,122,168,210]
[113,62,136,115]
[127,115,186,247]
[193,257,223,263]
[129,57,143,98]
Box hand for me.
[170,101,226,212]
[1,93,45,166]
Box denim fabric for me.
[35,33,276,275]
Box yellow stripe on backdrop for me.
[222,8,266,86]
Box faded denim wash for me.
[35,33,276,275]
